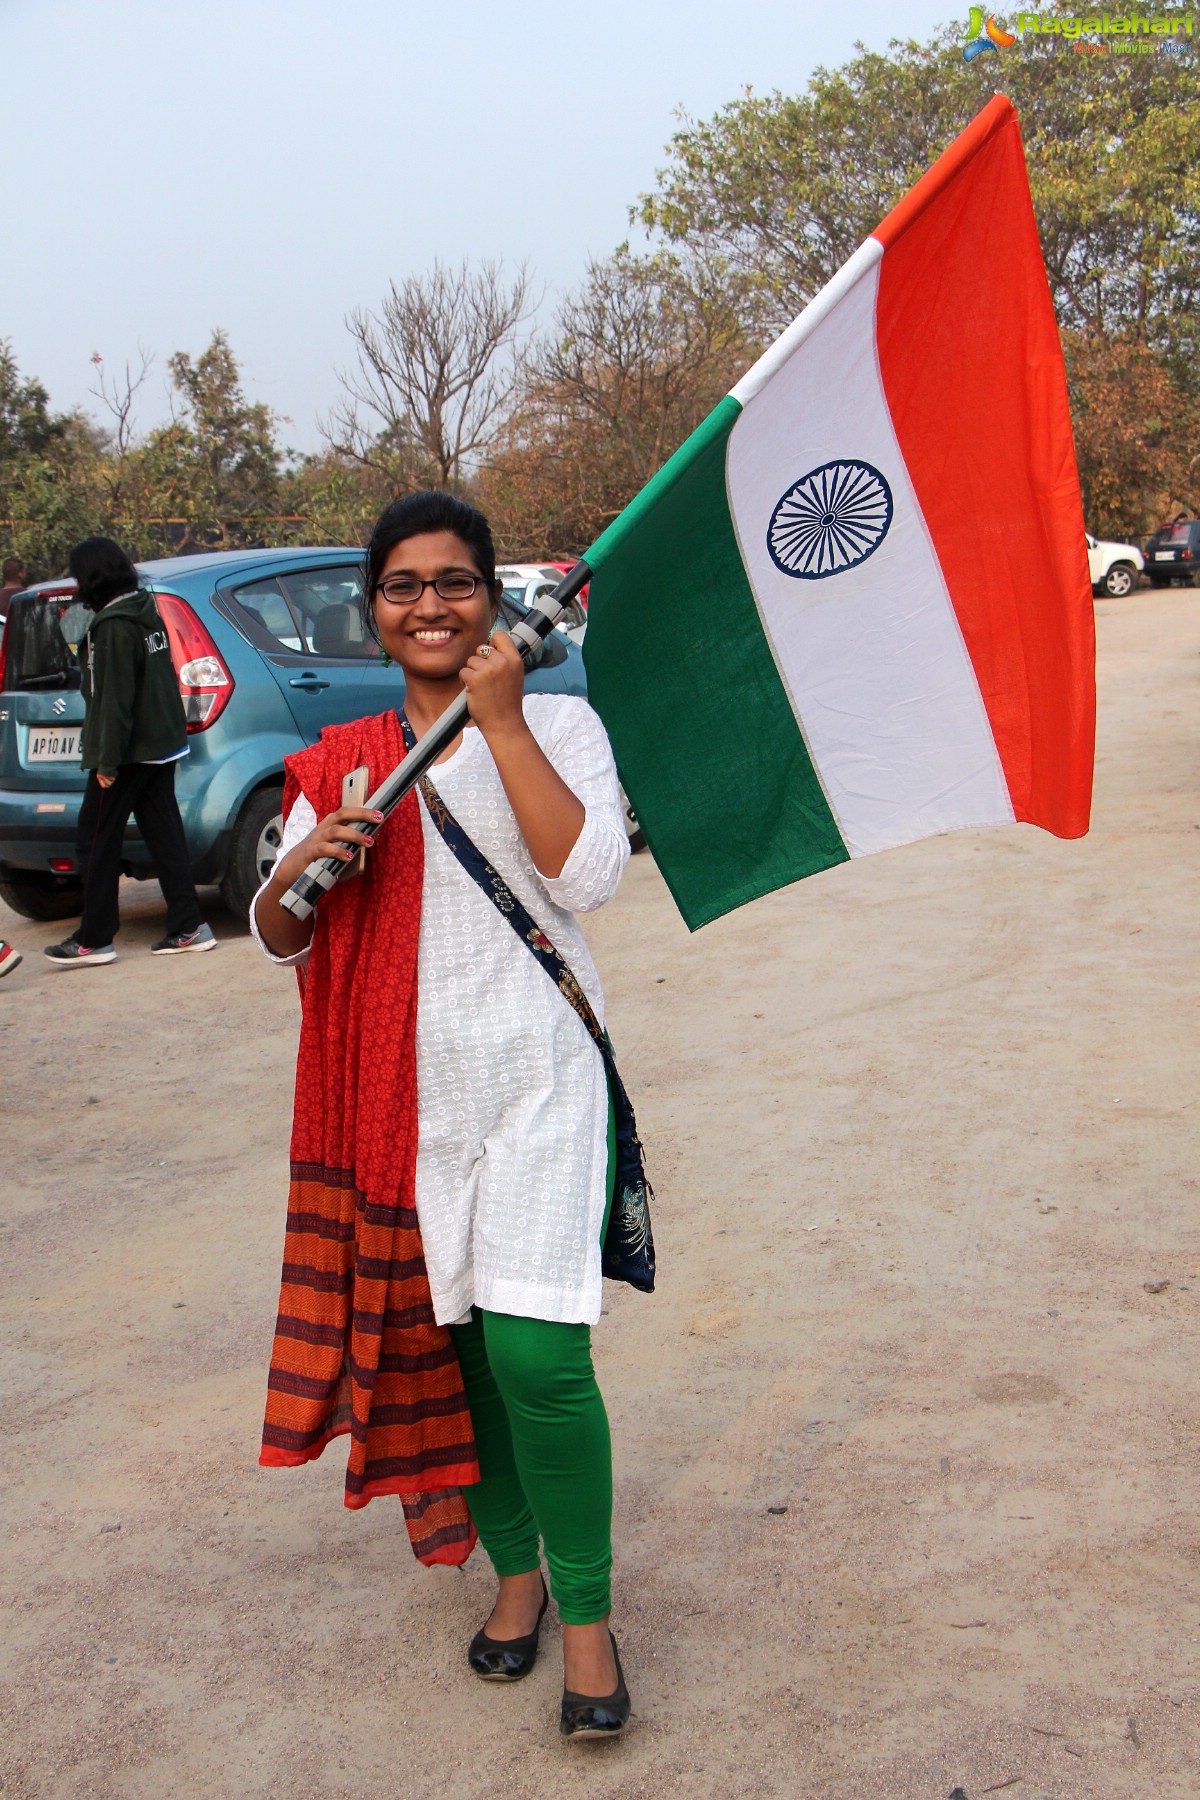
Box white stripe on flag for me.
[726,248,1015,858]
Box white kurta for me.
[252,693,629,1328]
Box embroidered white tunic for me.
[252,694,629,1328]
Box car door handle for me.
[289,672,330,690]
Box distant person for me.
[43,537,217,968]
[1,557,30,972]
[0,555,26,614]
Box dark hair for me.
[69,537,140,612]
[360,491,498,647]
[2,556,24,582]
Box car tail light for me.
[1181,548,1192,561]
[155,592,235,730]
[49,858,76,873]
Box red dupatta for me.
[259,708,479,1566]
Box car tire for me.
[1101,561,1137,599]
[220,783,285,919]
[0,871,84,922]
[619,785,647,854]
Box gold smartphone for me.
[341,765,370,877]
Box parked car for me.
[497,565,587,645]
[1086,533,1144,599]
[547,560,590,610]
[0,547,590,923]
[1143,518,1200,587]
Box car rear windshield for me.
[1168,522,1195,543]
[2,592,89,690]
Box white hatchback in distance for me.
[1086,533,1144,599]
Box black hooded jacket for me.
[80,590,188,777]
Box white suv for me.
[1086,533,1144,599]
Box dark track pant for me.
[76,764,202,947]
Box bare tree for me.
[327,259,535,490]
[477,249,749,556]
[538,249,747,488]
[89,347,154,455]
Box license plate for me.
[1154,551,1176,561]
[27,726,82,761]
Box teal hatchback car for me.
[0,548,588,922]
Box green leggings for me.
[449,1091,616,1625]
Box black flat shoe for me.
[468,1575,549,1681]
[560,1632,631,1740]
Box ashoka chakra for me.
[767,459,893,580]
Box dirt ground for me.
[1,589,1197,1800]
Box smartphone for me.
[340,765,370,877]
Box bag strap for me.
[398,711,616,1071]
[398,711,655,1295]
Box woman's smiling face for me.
[373,529,498,678]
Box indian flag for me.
[581,94,1096,931]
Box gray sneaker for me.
[44,935,117,968]
[151,922,218,955]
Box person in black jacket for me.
[44,538,217,967]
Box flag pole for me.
[278,559,593,921]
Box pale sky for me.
[1,0,958,455]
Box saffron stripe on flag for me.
[873,98,1095,837]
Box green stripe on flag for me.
[583,395,849,930]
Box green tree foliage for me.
[1,332,295,573]
[635,16,1200,533]
[637,23,1200,355]
[279,448,395,548]
[0,343,68,463]
[91,331,289,559]
[0,341,101,577]
[159,329,282,547]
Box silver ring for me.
[477,643,493,658]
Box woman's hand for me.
[458,634,587,878]
[254,803,383,958]
[459,631,527,739]
[270,804,383,894]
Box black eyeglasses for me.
[374,573,483,604]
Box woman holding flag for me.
[252,491,638,1741]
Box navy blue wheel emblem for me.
[767,459,893,580]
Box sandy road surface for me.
[2,591,1198,1800]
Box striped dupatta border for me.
[259,710,479,1567]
